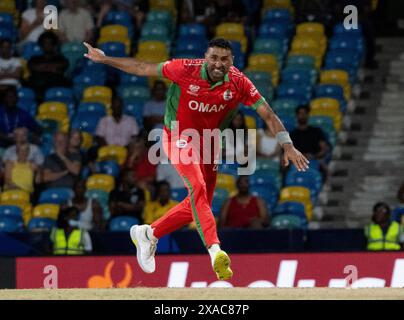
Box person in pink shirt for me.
[95,95,139,147]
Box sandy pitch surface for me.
[0,288,404,300]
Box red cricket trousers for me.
[151,127,220,247]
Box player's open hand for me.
[83,42,106,63]
[282,144,310,172]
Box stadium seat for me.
[286,54,316,70]
[277,83,312,105]
[296,22,325,37]
[250,185,279,211]
[118,85,150,102]
[99,41,127,57]
[0,205,23,222]
[175,36,207,57]
[171,188,188,202]
[0,216,22,233]
[103,10,134,37]
[38,188,74,205]
[279,186,313,220]
[87,174,115,193]
[216,174,237,194]
[100,24,129,39]
[146,10,173,30]
[120,73,149,87]
[32,204,60,220]
[61,42,87,76]
[27,217,55,232]
[392,207,404,224]
[271,214,304,229]
[81,131,93,150]
[273,201,307,227]
[216,22,247,52]
[1,189,30,204]
[263,0,293,11]
[95,161,121,178]
[255,158,281,173]
[140,22,170,42]
[82,86,113,107]
[77,102,107,116]
[71,112,102,134]
[250,172,281,191]
[285,169,323,200]
[271,98,299,117]
[218,163,239,176]
[179,23,207,38]
[212,188,230,216]
[22,41,43,60]
[247,54,279,85]
[320,69,351,100]
[315,84,347,113]
[310,98,342,131]
[97,145,127,165]
[109,216,139,232]
[85,189,110,220]
[138,40,169,56]
[73,74,106,101]
[37,101,68,120]
[123,99,144,127]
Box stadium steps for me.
[316,38,404,228]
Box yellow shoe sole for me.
[213,251,233,280]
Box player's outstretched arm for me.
[83,42,160,77]
[256,101,309,172]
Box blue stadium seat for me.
[95,161,121,178]
[212,188,230,216]
[0,13,13,28]
[0,27,12,41]
[22,41,43,60]
[258,22,291,41]
[38,188,74,205]
[99,41,127,57]
[179,23,207,37]
[119,85,150,102]
[271,98,299,117]
[0,217,22,233]
[392,207,404,223]
[286,55,316,70]
[273,201,307,227]
[250,172,281,190]
[109,216,139,231]
[171,188,188,202]
[77,102,107,116]
[44,87,75,116]
[285,169,323,201]
[277,83,312,105]
[27,217,56,232]
[329,36,364,58]
[250,185,279,211]
[271,214,304,229]
[176,36,207,57]
[281,68,318,86]
[218,162,239,176]
[123,99,144,127]
[103,10,134,37]
[140,23,170,42]
[17,87,37,117]
[120,72,149,87]
[73,74,106,100]
[279,115,297,132]
[0,205,23,221]
[333,23,363,38]
[71,112,102,134]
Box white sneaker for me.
[130,225,158,273]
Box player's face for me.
[205,47,233,82]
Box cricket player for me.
[84,38,309,280]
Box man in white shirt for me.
[95,95,139,147]
[58,0,94,43]
[3,127,44,166]
[0,39,22,87]
[19,0,47,46]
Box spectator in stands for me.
[219,176,269,229]
[50,206,92,255]
[68,129,86,165]
[143,80,167,132]
[290,105,329,177]
[3,127,44,167]
[27,31,69,101]
[0,38,23,89]
[222,111,249,164]
[365,202,403,251]
[257,122,282,161]
[143,180,178,225]
[109,169,146,221]
[19,0,47,47]
[95,95,139,147]
[126,135,156,190]
[68,180,104,231]
[58,0,95,43]
[392,183,404,224]
[4,143,40,193]
[0,86,41,148]
[42,132,82,189]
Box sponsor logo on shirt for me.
[176,139,188,148]
[187,85,200,96]
[188,100,226,113]
[223,89,233,101]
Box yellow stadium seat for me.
[135,52,169,63]
[263,0,293,12]
[279,186,313,221]
[320,70,351,100]
[149,0,177,17]
[81,132,93,150]
[87,174,115,193]
[97,145,128,165]
[138,41,168,56]
[0,0,16,14]
[38,101,68,119]
[1,189,30,204]
[83,86,112,107]
[215,23,247,52]
[216,174,237,194]
[32,204,60,220]
[297,22,325,36]
[100,25,129,40]
[310,97,340,112]
[245,115,257,129]
[247,54,279,85]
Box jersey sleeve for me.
[157,59,186,83]
[239,76,266,110]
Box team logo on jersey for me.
[250,87,258,97]
[223,89,233,101]
[188,100,226,112]
[187,84,200,96]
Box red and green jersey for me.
[157,59,265,134]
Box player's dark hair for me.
[208,38,233,53]
[295,104,310,114]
